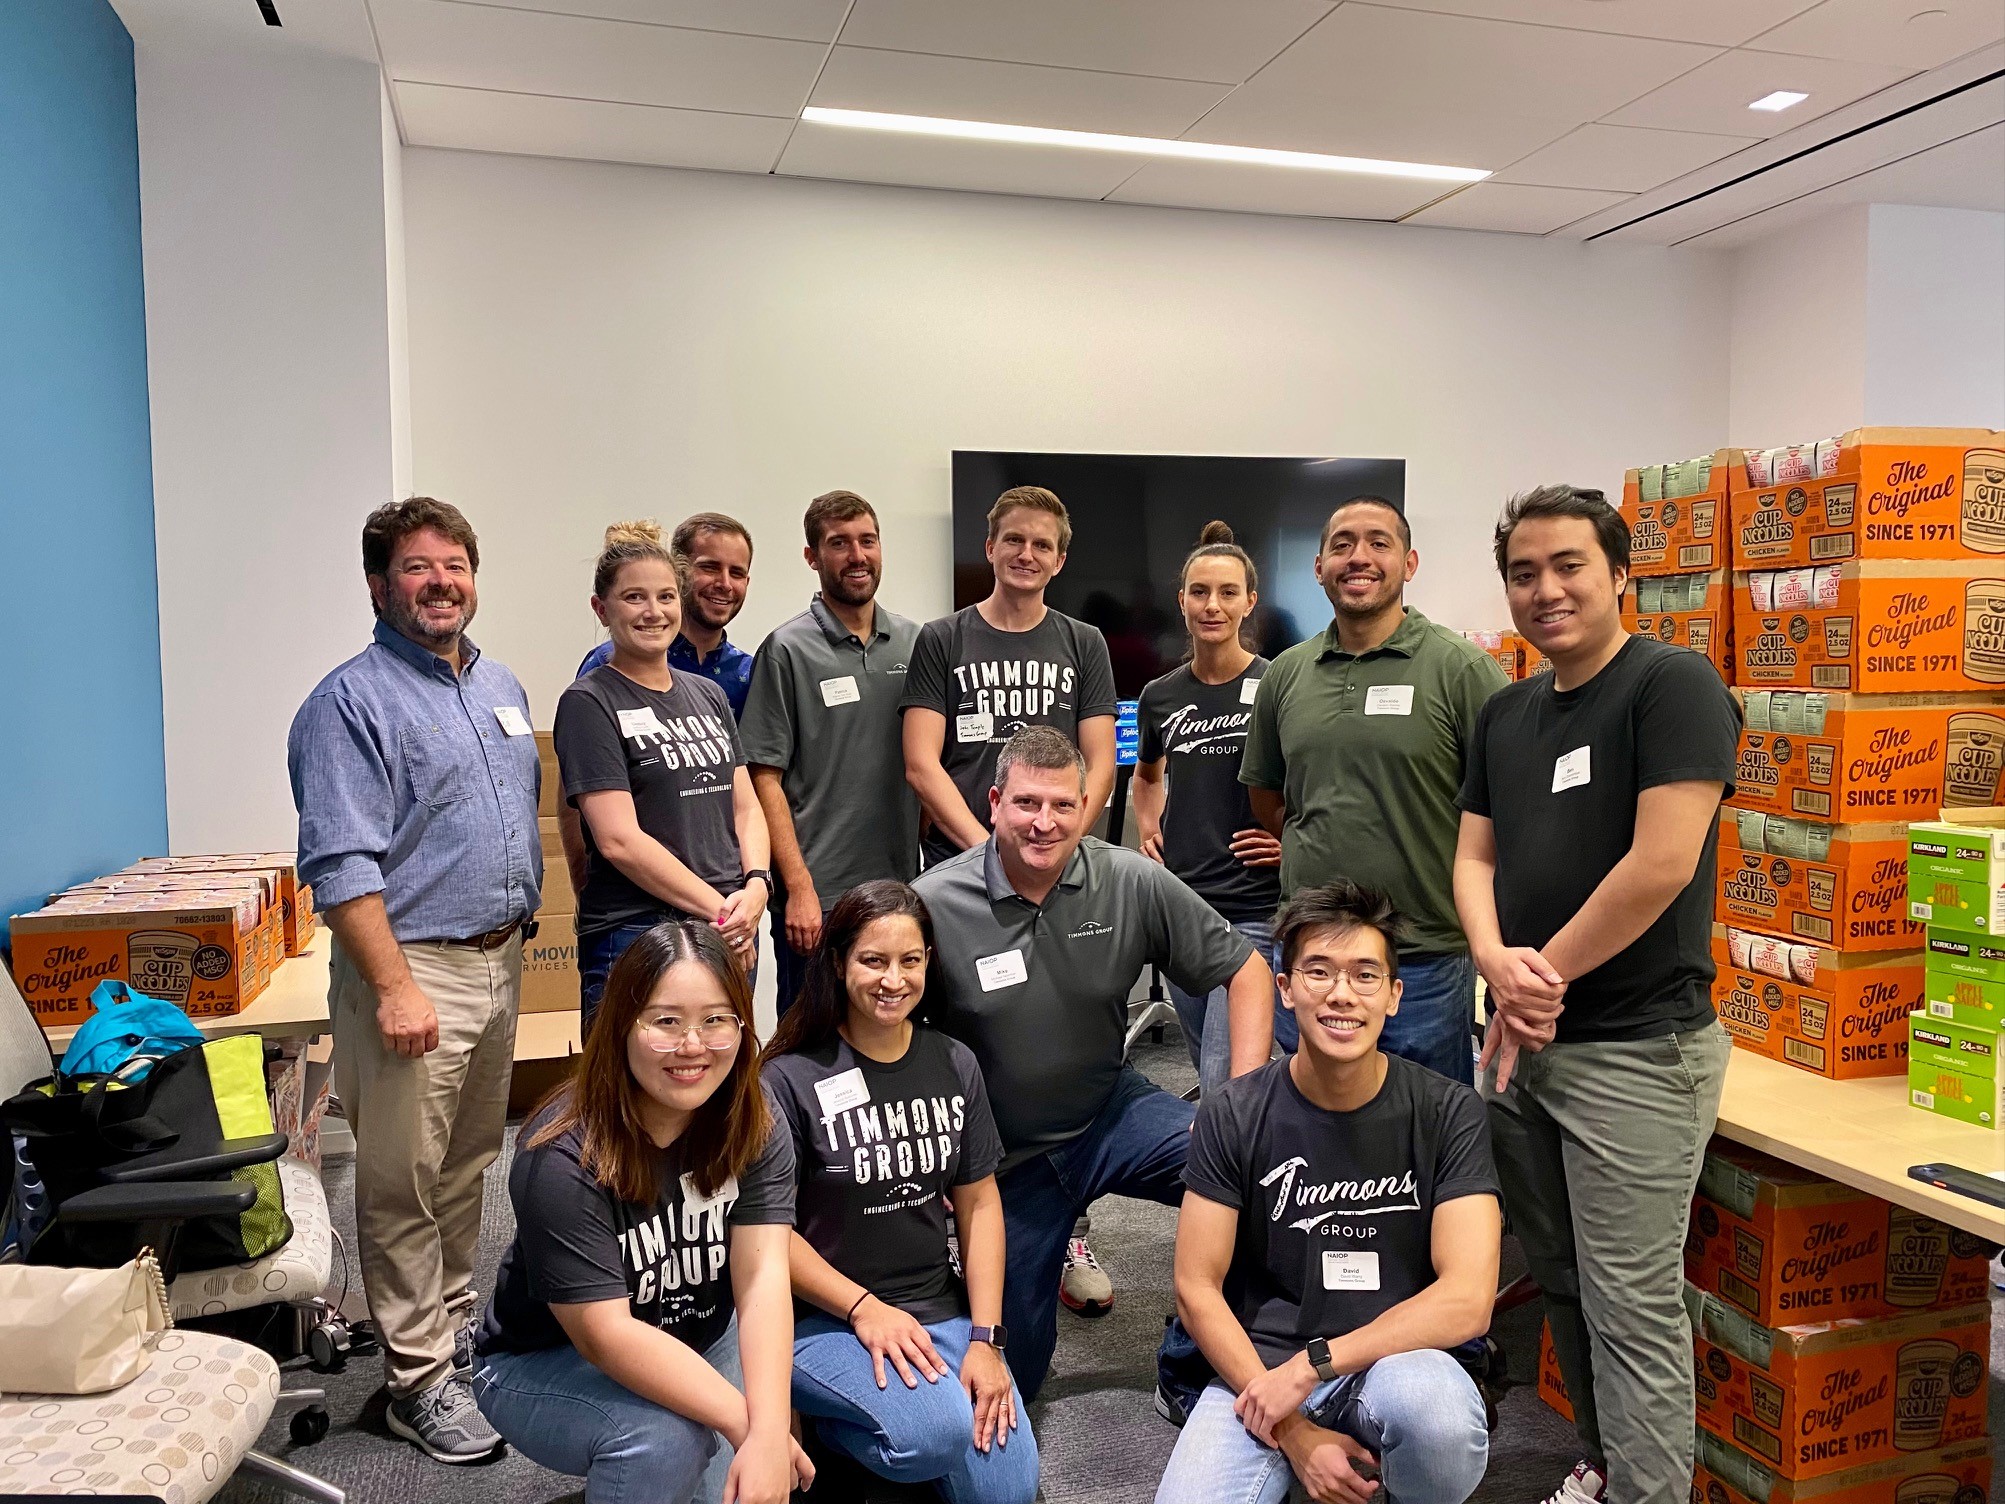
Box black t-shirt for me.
[1184,1055,1498,1367]
[1137,659,1280,924]
[763,1027,1004,1324]
[554,666,747,938]
[477,1099,796,1359]
[1457,635,1740,1042]
[899,606,1118,864]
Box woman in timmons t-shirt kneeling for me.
[762,881,1038,1504]
[470,922,811,1504]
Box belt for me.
[442,918,524,950]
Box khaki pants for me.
[331,936,520,1397]
[1484,1021,1732,1504]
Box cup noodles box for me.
[1690,1287,1991,1479]
[125,854,315,955]
[1908,1013,2005,1129]
[1536,1320,1573,1422]
[51,874,282,994]
[1924,933,2005,1030]
[1908,811,2005,937]
[1459,629,1525,681]
[1734,562,2005,693]
[1731,428,2005,570]
[1694,1426,1993,1504]
[1718,811,1916,950]
[8,893,271,1024]
[1732,692,2005,825]
[1710,926,1919,1079]
[1685,1137,1992,1325]
[1623,450,1737,577]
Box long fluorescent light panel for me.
[801,106,1490,183]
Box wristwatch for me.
[743,868,772,891]
[970,1324,1008,1351]
[1306,1337,1337,1383]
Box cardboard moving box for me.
[1694,1426,1992,1504]
[1718,811,1915,950]
[1732,692,2005,824]
[537,731,560,820]
[521,910,580,1014]
[1734,561,2005,693]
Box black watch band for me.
[970,1324,1007,1351]
[743,869,772,890]
[1307,1337,1337,1383]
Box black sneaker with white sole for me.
[387,1377,505,1463]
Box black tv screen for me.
[952,450,1407,697]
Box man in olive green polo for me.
[1241,496,1507,1084]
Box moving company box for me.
[537,730,560,819]
[1734,562,2005,692]
[1536,1322,1573,1422]
[9,894,270,1024]
[1908,810,2005,936]
[520,911,579,1014]
[1924,932,2005,1030]
[1718,811,1916,950]
[1686,1138,1991,1326]
[1711,926,1922,1078]
[1691,1287,1990,1479]
[1695,1427,1992,1504]
[1732,692,2005,824]
[1731,428,2005,570]
[1908,1013,2005,1128]
[1622,450,1736,576]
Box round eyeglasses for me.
[637,1012,743,1052]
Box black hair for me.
[1492,485,1628,578]
[1273,879,1408,981]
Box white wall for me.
[403,148,1732,721]
[1865,205,2005,429]
[1727,205,1871,449]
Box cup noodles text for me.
[8,900,269,1023]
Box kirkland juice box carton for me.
[1733,692,2005,824]
[1718,811,1915,950]
[1924,933,2005,1030]
[1908,811,2005,935]
[1623,450,1736,576]
[1694,1425,1992,1504]
[1734,562,2005,693]
[1908,1014,2005,1128]
[1685,1138,1991,1325]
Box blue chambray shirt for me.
[289,620,543,943]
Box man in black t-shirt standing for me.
[1453,486,1738,1504]
[1156,880,1497,1504]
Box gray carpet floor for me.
[212,1038,2003,1503]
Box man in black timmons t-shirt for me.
[1453,486,1737,1504]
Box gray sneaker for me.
[452,1314,480,1381]
[387,1377,504,1463]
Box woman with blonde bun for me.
[554,522,771,1034]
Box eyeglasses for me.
[1288,965,1389,997]
[637,1012,743,1052]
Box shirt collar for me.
[373,618,479,680]
[809,594,888,647]
[981,836,1090,904]
[670,632,741,671]
[1316,607,1428,663]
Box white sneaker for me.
[1541,1461,1607,1504]
[1059,1235,1114,1316]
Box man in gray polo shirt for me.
[913,725,1275,1402]
[741,489,920,1011]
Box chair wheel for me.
[290,1405,330,1445]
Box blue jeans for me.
[792,1312,1038,1504]
[1155,1350,1489,1504]
[996,1064,1194,1401]
[1377,951,1477,1086]
[472,1320,742,1504]
[1167,918,1284,1092]
[768,889,813,1020]
[580,917,755,1038]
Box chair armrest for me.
[102,1132,289,1184]
[56,1178,258,1222]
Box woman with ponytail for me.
[1133,522,1285,1091]
[554,522,772,1034]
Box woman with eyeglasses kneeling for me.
[761,881,1037,1504]
[469,921,812,1504]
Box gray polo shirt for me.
[912,836,1253,1167]
[740,596,921,907]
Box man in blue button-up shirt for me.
[288,496,541,1464]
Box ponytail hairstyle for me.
[763,881,936,1062]
[1180,520,1259,595]
[592,518,686,600]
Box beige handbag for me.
[0,1247,172,1395]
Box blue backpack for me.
[57,980,206,1078]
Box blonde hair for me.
[987,485,1072,553]
[593,519,683,599]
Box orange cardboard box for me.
[1732,693,2005,824]
[1710,958,1917,1080]
[1622,450,1737,576]
[1686,1137,1991,1326]
[1734,562,2005,692]
[1694,1426,1992,1504]
[8,896,270,1024]
[1691,1289,1990,1479]
[1460,630,1525,680]
[1623,611,1734,681]
[1536,1320,1573,1423]
[1715,811,1917,950]
[1731,428,2005,570]
[130,854,317,955]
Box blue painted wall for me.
[0,0,167,933]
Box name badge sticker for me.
[617,707,665,740]
[1322,1250,1381,1291]
[1552,746,1592,793]
[1364,684,1414,716]
[813,1067,870,1117]
[680,1171,740,1217]
[493,705,533,737]
[1240,677,1262,705]
[819,675,860,708]
[976,948,1028,992]
[957,712,995,745]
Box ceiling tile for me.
[1361,0,1822,47]
[775,119,1141,200]
[372,0,826,114]
[836,0,1335,85]
[1495,123,1761,191]
[1746,0,2005,71]
[1604,46,1918,135]
[443,0,850,43]
[809,47,1230,137]
[1406,182,1632,232]
[395,81,795,170]
[1187,100,1574,172]
[1105,159,1455,219]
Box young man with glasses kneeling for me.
[1155,881,1500,1504]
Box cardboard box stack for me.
[1620,450,1738,685]
[523,733,582,1017]
[1459,630,1541,682]
[1712,431,2005,1084]
[1686,1139,1992,1497]
[1905,806,2005,1126]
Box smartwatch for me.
[1306,1337,1337,1383]
[970,1324,1008,1351]
[743,869,772,891]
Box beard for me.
[385,587,474,650]
[819,562,880,608]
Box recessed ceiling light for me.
[1748,90,1810,112]
[799,106,1490,183]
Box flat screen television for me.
[951,450,1407,698]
